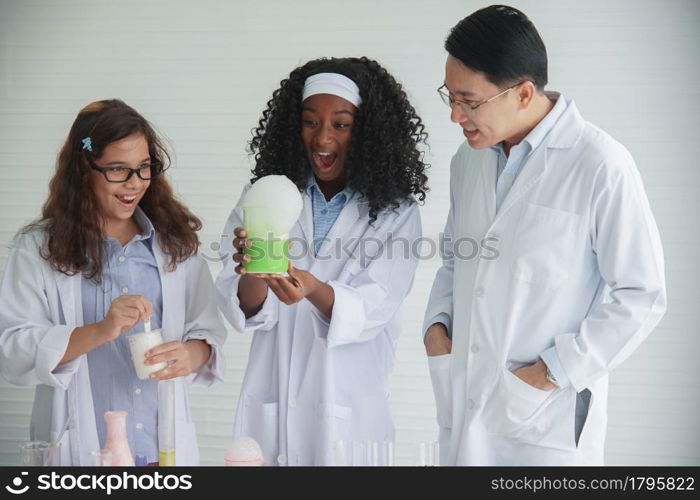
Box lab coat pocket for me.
[318,402,353,441]
[427,354,452,430]
[511,203,581,289]
[482,369,552,437]
[315,402,353,464]
[241,394,279,466]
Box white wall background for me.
[0,0,698,466]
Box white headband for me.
[302,72,362,107]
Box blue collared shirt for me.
[307,176,354,255]
[83,207,163,463]
[425,94,572,388]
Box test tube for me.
[382,441,394,467]
[371,441,380,466]
[157,379,175,465]
[415,441,439,466]
[331,440,347,466]
[88,450,113,466]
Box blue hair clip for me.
[81,137,92,152]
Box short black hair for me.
[445,5,548,90]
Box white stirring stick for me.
[46,415,71,465]
[143,319,153,375]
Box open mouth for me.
[115,194,138,207]
[463,127,479,140]
[313,152,337,171]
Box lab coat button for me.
[277,454,287,465]
[118,255,126,263]
[470,344,479,354]
[122,287,129,294]
[136,423,143,430]
[467,399,476,410]
[290,399,297,409]
[135,388,142,395]
[474,288,484,298]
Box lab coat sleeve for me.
[323,201,422,348]
[422,156,458,339]
[539,346,572,389]
[0,233,80,389]
[552,151,667,392]
[214,185,279,333]
[182,255,228,386]
[422,312,453,338]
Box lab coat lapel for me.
[476,149,498,226]
[297,191,314,246]
[55,272,81,325]
[152,238,187,342]
[490,101,585,225]
[152,241,175,339]
[493,146,548,224]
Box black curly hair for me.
[248,56,429,223]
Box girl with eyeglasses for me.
[0,99,226,465]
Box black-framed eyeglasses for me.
[437,82,523,115]
[90,160,167,183]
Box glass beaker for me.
[128,329,167,380]
[87,449,113,466]
[19,441,61,466]
[242,206,290,274]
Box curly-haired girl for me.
[0,100,226,465]
[216,57,429,465]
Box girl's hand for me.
[231,227,253,275]
[261,261,318,305]
[145,339,212,381]
[99,295,152,342]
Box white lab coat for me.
[424,99,666,465]
[216,184,421,466]
[0,228,227,465]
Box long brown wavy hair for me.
[22,99,202,280]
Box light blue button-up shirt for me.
[425,94,572,388]
[307,175,354,255]
[83,207,163,462]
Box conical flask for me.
[103,411,135,466]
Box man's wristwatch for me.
[545,365,559,387]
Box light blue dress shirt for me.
[307,175,354,255]
[83,207,163,463]
[425,94,573,388]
